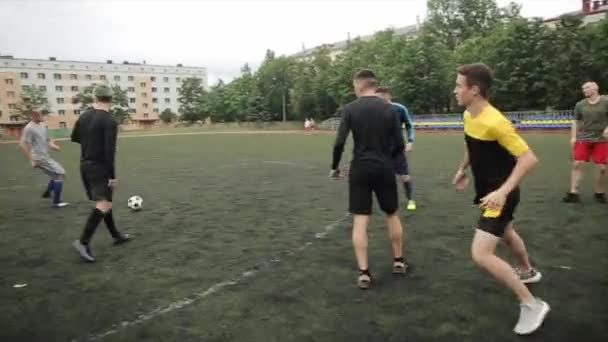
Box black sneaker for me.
[42,190,51,199]
[562,192,581,203]
[113,234,132,246]
[594,193,607,204]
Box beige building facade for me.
[0,56,207,130]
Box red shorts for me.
[573,141,608,164]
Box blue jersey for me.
[391,102,414,143]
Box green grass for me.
[0,132,606,342]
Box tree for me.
[178,77,206,123]
[72,85,130,123]
[159,108,178,124]
[10,86,51,120]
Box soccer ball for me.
[128,195,143,211]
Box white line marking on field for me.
[76,212,350,342]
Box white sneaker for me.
[514,298,550,335]
[515,267,542,284]
[53,202,70,208]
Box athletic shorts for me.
[392,153,409,176]
[475,188,520,237]
[348,164,398,215]
[573,141,608,165]
[35,158,65,177]
[80,162,113,201]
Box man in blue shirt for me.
[376,87,416,210]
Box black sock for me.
[394,257,404,263]
[403,181,413,200]
[103,210,121,238]
[80,208,105,245]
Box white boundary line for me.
[75,212,350,342]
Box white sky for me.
[0,0,581,85]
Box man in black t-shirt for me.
[71,85,130,263]
[330,70,408,289]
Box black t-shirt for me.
[71,109,118,178]
[331,96,404,170]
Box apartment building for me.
[0,56,207,131]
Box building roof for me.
[0,55,206,71]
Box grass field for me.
[0,131,606,342]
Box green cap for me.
[94,85,113,98]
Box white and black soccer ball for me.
[128,195,143,211]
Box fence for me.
[320,110,575,131]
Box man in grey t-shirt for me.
[19,110,69,207]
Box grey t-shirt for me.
[21,122,50,160]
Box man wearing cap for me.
[70,85,130,263]
[19,109,69,208]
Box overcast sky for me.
[1,0,580,84]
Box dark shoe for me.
[42,190,51,199]
[594,193,607,204]
[73,240,95,263]
[562,192,581,203]
[113,234,132,246]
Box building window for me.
[74,109,81,115]
[164,87,170,93]
[22,85,30,91]
[141,92,147,98]
[56,86,63,92]
[152,98,158,103]
[164,98,170,103]
[100,75,106,80]
[153,108,159,113]
[150,76,156,82]
[59,122,67,129]
[143,103,149,109]
[37,73,46,79]
[128,87,135,92]
[20,72,28,79]
[54,73,61,80]
[114,75,121,81]
[7,91,15,98]
[70,74,77,80]
[128,76,134,81]
[39,85,47,91]
[57,98,64,104]
[58,110,66,115]
[140,82,146,87]
[163,77,169,82]
[85,74,92,80]
[5,79,14,85]
[129,98,136,103]
[176,77,181,82]
[151,87,157,92]
[71,86,79,92]
[8,104,16,109]
[144,113,149,118]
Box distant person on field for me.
[563,81,608,204]
[19,110,69,208]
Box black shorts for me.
[476,188,520,237]
[348,164,398,215]
[80,162,113,202]
[392,153,409,176]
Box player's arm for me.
[392,109,405,157]
[452,142,469,189]
[494,121,538,195]
[71,118,81,144]
[571,103,582,145]
[402,106,414,144]
[330,110,351,175]
[104,120,118,180]
[18,129,36,166]
[49,140,61,151]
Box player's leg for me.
[591,142,607,203]
[42,179,53,198]
[103,188,130,245]
[375,166,407,274]
[349,167,373,289]
[502,224,541,284]
[37,158,68,207]
[564,142,589,202]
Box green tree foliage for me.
[72,85,130,123]
[11,86,51,120]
